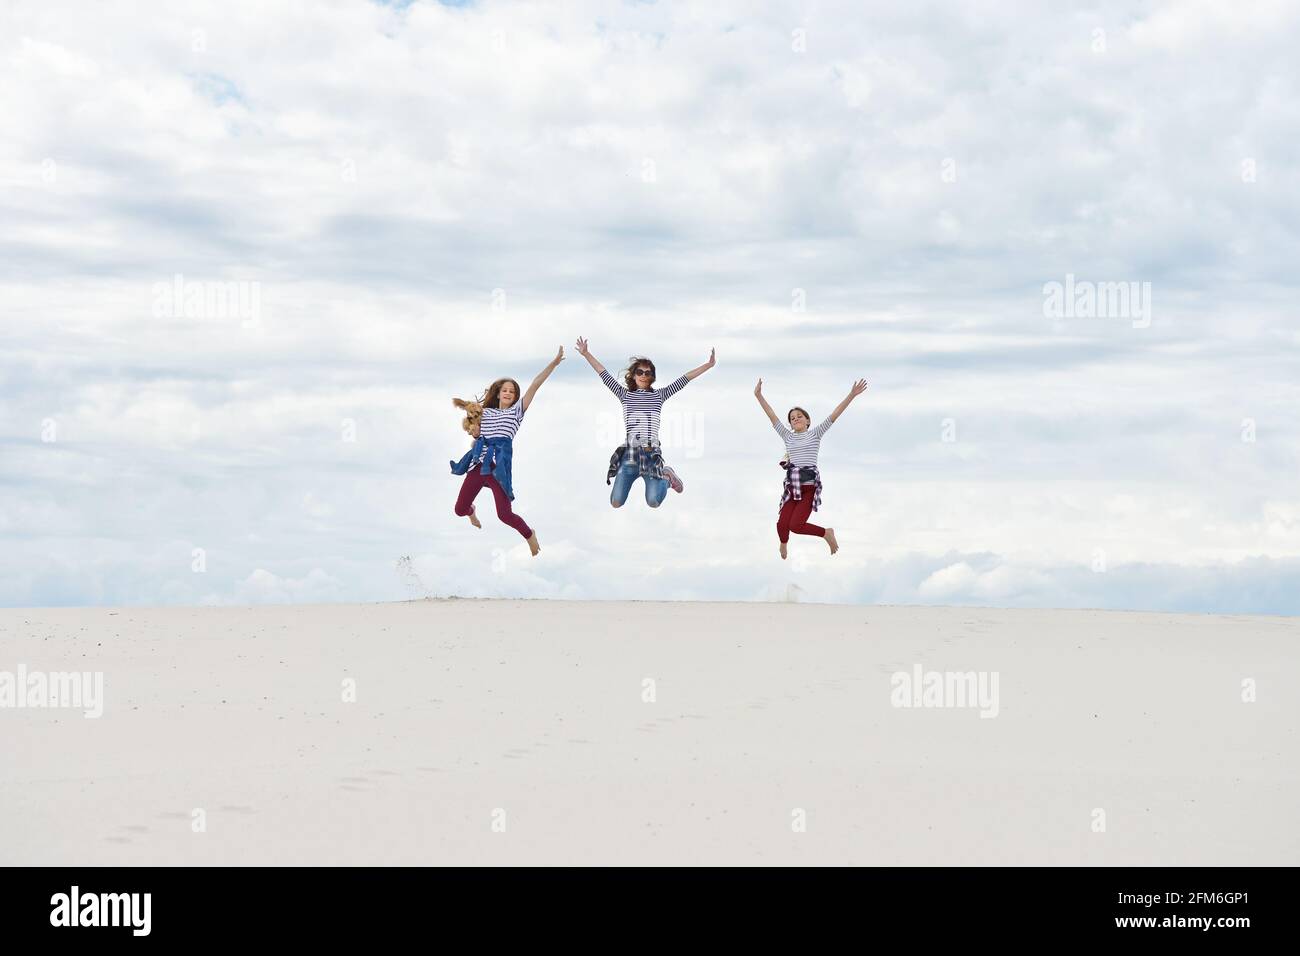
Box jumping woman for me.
[449,347,564,556]
[754,377,869,559]
[575,336,715,508]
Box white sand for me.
[1,599,1296,866]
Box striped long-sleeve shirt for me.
[773,416,833,467]
[476,404,525,461]
[599,369,689,446]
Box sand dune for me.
[1,599,1296,866]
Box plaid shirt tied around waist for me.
[779,460,822,516]
[606,443,667,484]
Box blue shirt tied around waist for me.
[450,436,516,500]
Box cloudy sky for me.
[2,0,1298,612]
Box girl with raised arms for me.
[575,337,715,508]
[449,347,564,556]
[754,377,868,558]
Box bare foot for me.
[468,509,481,529]
[825,528,839,554]
[779,541,788,560]
[527,532,540,556]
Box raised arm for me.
[521,346,564,411]
[657,347,717,403]
[754,378,779,426]
[575,337,606,375]
[827,379,869,423]
[683,347,716,381]
[577,336,627,398]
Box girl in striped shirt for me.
[576,336,716,508]
[755,377,869,559]
[449,347,564,556]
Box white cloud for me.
[1,0,1298,612]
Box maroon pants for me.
[777,485,826,543]
[454,469,533,539]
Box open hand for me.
[849,379,868,398]
[575,336,590,357]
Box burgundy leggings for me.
[454,470,533,539]
[777,485,826,543]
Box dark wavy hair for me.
[622,356,657,390]
[482,378,523,409]
[787,406,811,426]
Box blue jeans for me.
[610,457,668,508]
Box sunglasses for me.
[634,368,653,376]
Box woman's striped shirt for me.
[773,416,833,467]
[600,369,689,446]
[477,403,524,460]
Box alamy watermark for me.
[890,664,999,718]
[50,886,150,936]
[596,408,704,459]
[0,664,103,718]
[152,273,261,327]
[1043,273,1151,328]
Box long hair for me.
[622,356,657,390]
[482,377,522,409]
